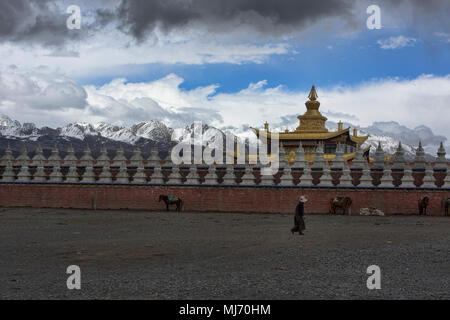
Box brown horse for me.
[159,194,184,212]
[418,196,429,215]
[329,197,352,215]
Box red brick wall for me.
[0,183,449,215]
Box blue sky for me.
[76,28,450,94]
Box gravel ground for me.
[0,207,448,300]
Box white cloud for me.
[0,26,291,79]
[377,36,417,49]
[84,73,223,127]
[0,69,222,128]
[0,67,88,125]
[434,32,450,43]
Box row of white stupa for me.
[0,141,449,188]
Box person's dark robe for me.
[291,202,306,234]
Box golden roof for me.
[252,85,369,144]
[252,126,367,143]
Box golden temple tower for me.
[251,85,371,162]
[296,85,328,133]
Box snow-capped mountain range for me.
[0,114,447,161]
[58,120,174,144]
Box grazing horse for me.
[443,198,450,216]
[418,196,429,215]
[159,194,184,212]
[329,197,352,215]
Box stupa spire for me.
[308,85,318,101]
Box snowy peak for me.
[59,122,99,140]
[131,120,174,141]
[361,121,446,147]
[0,114,39,137]
[362,134,416,158]
[173,123,227,147]
[93,122,138,143]
[0,114,20,128]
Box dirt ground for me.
[0,207,448,299]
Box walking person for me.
[291,195,307,235]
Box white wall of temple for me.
[0,142,448,188]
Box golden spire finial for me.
[308,85,318,101]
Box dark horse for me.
[418,196,429,215]
[442,198,450,216]
[329,197,352,215]
[159,194,184,212]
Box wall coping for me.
[0,181,449,191]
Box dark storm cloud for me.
[103,0,358,41]
[97,0,450,41]
[1,0,449,47]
